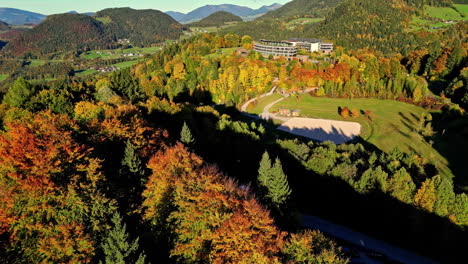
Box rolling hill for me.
[95,8,186,47]
[2,8,186,56]
[167,3,282,23]
[0,20,10,31]
[224,0,466,54]
[261,0,344,19]
[0,8,46,25]
[2,13,113,56]
[165,11,186,21]
[188,11,242,27]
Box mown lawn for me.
[454,4,468,17]
[0,74,8,82]
[204,47,237,59]
[270,95,452,178]
[113,60,141,68]
[247,93,284,114]
[81,47,160,60]
[424,5,465,20]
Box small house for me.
[279,108,292,116]
[292,110,301,117]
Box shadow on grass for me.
[134,105,467,264]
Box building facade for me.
[253,38,334,57]
[253,40,297,57]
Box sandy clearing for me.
[277,117,361,144]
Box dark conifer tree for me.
[100,212,147,264]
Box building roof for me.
[257,39,294,47]
[288,38,323,43]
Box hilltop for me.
[261,0,344,19]
[0,8,46,25]
[2,8,186,56]
[167,3,282,23]
[95,8,186,47]
[3,13,113,56]
[188,11,242,27]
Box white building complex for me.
[253,38,334,58]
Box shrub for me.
[351,108,359,118]
[340,107,349,118]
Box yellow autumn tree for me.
[414,177,437,213]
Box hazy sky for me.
[2,0,292,15]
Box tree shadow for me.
[398,111,415,126]
[140,105,467,263]
[430,110,468,192]
[184,109,467,264]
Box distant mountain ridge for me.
[0,8,46,25]
[260,0,344,19]
[0,20,10,31]
[166,3,282,23]
[2,8,186,56]
[188,11,242,27]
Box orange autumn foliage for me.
[0,111,109,263]
[142,143,285,263]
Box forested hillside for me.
[0,33,466,263]
[261,0,344,19]
[2,13,114,56]
[0,8,186,57]
[95,8,186,47]
[188,11,242,27]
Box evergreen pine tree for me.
[180,121,195,145]
[267,158,292,207]
[122,140,145,177]
[257,151,272,188]
[3,77,35,108]
[100,212,147,264]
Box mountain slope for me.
[261,0,345,19]
[181,4,253,22]
[166,11,186,21]
[188,11,242,27]
[0,8,46,25]
[3,13,113,56]
[169,3,282,23]
[0,20,10,31]
[95,8,186,47]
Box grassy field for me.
[265,95,452,178]
[286,18,324,29]
[0,74,8,82]
[74,69,98,77]
[410,5,467,31]
[204,47,237,59]
[28,60,47,67]
[247,94,284,114]
[454,4,468,17]
[81,47,161,60]
[112,60,141,68]
[424,5,465,20]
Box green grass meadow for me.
[262,95,452,178]
[424,5,465,20]
[454,4,468,17]
[0,74,9,82]
[247,93,284,114]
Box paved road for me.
[240,86,277,112]
[302,215,440,264]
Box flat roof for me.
[288,38,323,43]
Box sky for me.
[1,0,292,15]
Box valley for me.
[0,1,467,264]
